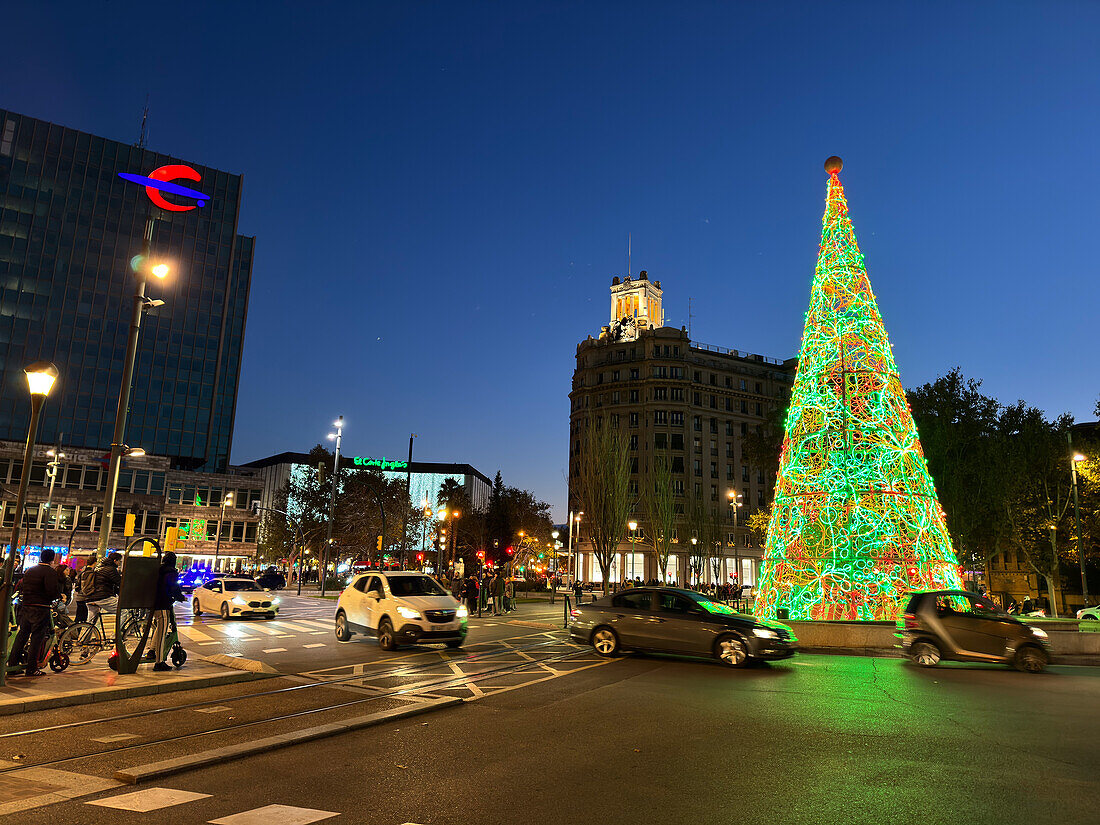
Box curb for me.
[0,668,263,717]
[113,695,462,784]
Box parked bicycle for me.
[59,606,148,666]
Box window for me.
[673,346,680,356]
[611,391,620,404]
[663,345,671,356]
[654,387,668,401]
[725,377,732,388]
[630,457,639,474]
[654,411,668,425]
[758,489,766,506]
[671,412,684,426]
[671,367,684,379]
[711,486,718,501]
[629,413,640,428]
[726,465,734,481]
[710,374,717,386]
[613,370,620,381]
[693,416,701,431]
[597,373,603,385]
[725,422,733,436]
[672,479,685,495]
[757,469,765,484]
[629,390,639,403]
[739,379,747,390]
[740,400,748,414]
[755,402,762,416]
[671,388,684,401]
[741,423,747,435]
[693,392,702,406]
[694,459,702,476]
[755,382,762,393]
[630,369,639,380]
[726,443,733,458]
[694,437,702,453]
[742,466,750,482]
[655,433,667,449]
[694,482,702,495]
[671,434,684,449]
[629,435,638,450]
[694,371,702,382]
[710,395,717,409]
[710,418,718,434]
[711,462,718,479]
[613,591,652,610]
[656,592,696,613]
[610,414,620,427]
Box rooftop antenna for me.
[136,94,149,149]
[688,297,694,337]
[627,232,631,276]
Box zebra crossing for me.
[175,618,333,648]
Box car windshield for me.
[223,580,263,592]
[387,575,446,597]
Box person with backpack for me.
[85,552,122,625]
[74,552,98,622]
[151,551,186,672]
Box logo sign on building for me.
[118,164,210,212]
[351,456,408,471]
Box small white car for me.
[335,570,467,649]
[1076,605,1100,621]
[192,577,280,620]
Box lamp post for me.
[1071,451,1088,608]
[690,536,699,587]
[0,362,59,687]
[568,511,582,585]
[728,490,743,597]
[212,491,234,573]
[399,433,417,566]
[449,510,460,571]
[40,446,66,555]
[321,416,343,596]
[97,218,169,555]
[627,521,639,582]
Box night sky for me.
[4,2,1098,517]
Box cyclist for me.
[8,548,63,677]
[85,551,122,625]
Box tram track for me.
[0,640,598,779]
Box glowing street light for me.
[0,362,60,686]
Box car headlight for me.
[456,605,469,618]
[1031,627,1048,639]
[272,597,281,604]
[397,606,422,620]
[231,596,246,606]
[752,627,779,640]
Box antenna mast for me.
[627,232,631,276]
[688,297,694,337]
[136,94,149,149]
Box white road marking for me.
[298,619,333,629]
[209,803,340,824]
[262,648,288,653]
[87,787,211,812]
[90,733,137,743]
[195,706,232,713]
[238,622,284,636]
[198,641,222,646]
[270,621,315,632]
[176,624,214,642]
[302,643,326,649]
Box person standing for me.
[73,552,97,622]
[85,552,123,625]
[151,551,185,672]
[8,548,63,677]
[492,571,505,616]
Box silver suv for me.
[335,570,468,650]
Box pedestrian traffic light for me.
[164,526,179,553]
[506,546,513,555]
[477,550,485,559]
[417,553,424,562]
[123,513,136,537]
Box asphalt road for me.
[8,600,1099,825]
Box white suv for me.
[335,570,468,650]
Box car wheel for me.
[591,626,620,657]
[192,599,202,617]
[1014,645,1048,673]
[445,640,463,649]
[715,634,749,667]
[335,611,352,642]
[910,640,941,667]
[220,602,231,621]
[377,618,397,651]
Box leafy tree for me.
[643,454,676,583]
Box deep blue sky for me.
[4,2,1098,517]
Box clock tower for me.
[607,270,663,341]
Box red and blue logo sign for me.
[118,164,210,212]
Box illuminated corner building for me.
[568,271,797,587]
[754,158,963,622]
[243,452,491,520]
[0,109,253,473]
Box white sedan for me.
[1077,605,1100,621]
[192,577,280,620]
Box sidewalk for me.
[0,657,266,716]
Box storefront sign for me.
[351,456,408,471]
[118,164,210,211]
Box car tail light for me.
[903,613,919,631]
[569,609,580,619]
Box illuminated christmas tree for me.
[755,157,963,621]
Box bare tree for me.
[644,453,676,583]
[574,420,632,594]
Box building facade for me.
[0,109,253,473]
[244,450,491,527]
[568,272,796,587]
[0,439,263,572]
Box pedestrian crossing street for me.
[175,618,334,650]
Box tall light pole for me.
[690,537,698,587]
[399,433,417,566]
[449,509,460,570]
[1071,450,1088,607]
[40,445,66,555]
[97,217,169,555]
[728,490,743,594]
[0,362,59,687]
[627,521,639,582]
[213,491,234,572]
[321,416,343,596]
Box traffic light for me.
[477,550,485,559]
[417,553,424,562]
[376,535,383,553]
[506,546,513,555]
[123,513,136,537]
[164,526,179,553]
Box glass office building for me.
[0,109,253,471]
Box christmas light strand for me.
[755,164,964,621]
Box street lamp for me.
[40,446,67,554]
[627,521,640,582]
[690,536,699,587]
[1071,452,1088,607]
[0,361,59,687]
[449,509,460,570]
[321,416,343,596]
[728,490,743,595]
[213,491,234,572]
[97,221,171,555]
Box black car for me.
[256,569,286,590]
[569,586,797,667]
[895,590,1051,673]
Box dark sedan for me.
[569,586,797,666]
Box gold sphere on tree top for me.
[824,156,843,174]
